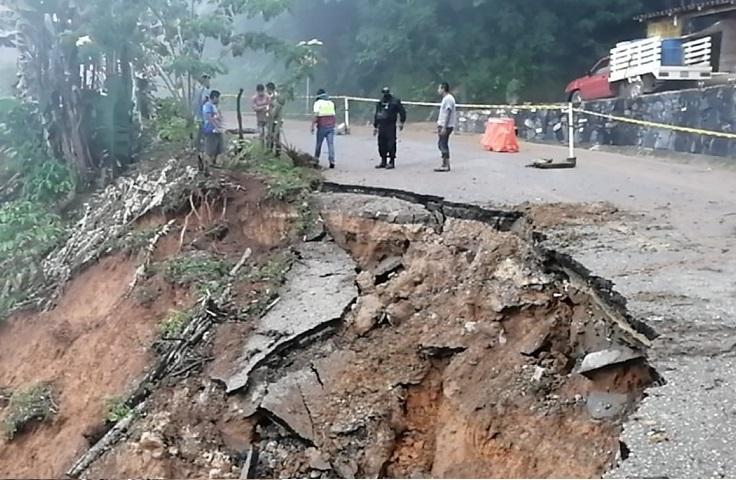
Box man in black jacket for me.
[373,87,407,169]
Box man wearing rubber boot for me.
[373,87,406,169]
[435,82,456,172]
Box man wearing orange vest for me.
[311,88,337,169]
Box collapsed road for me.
[287,123,736,478]
[2,135,732,477]
[230,189,659,478]
[70,178,659,479]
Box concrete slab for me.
[223,242,358,393]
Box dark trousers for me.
[438,126,454,159]
[377,125,397,160]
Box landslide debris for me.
[0,151,657,479]
[203,192,656,479]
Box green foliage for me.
[22,160,75,204]
[162,253,233,298]
[226,143,319,200]
[164,255,232,286]
[159,309,193,337]
[153,98,191,145]
[0,201,64,317]
[104,397,132,423]
[2,383,56,441]
[0,201,63,263]
[0,97,75,204]
[249,251,294,283]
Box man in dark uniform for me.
[373,87,406,169]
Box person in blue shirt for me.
[192,74,211,153]
[201,90,224,174]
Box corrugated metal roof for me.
[635,0,736,21]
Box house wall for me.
[457,85,736,158]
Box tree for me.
[0,0,146,184]
[0,0,319,184]
[280,0,674,102]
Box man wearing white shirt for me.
[435,82,456,172]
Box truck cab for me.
[565,57,616,103]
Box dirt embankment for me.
[0,173,656,479]
[0,170,298,478]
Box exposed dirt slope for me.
[0,255,188,477]
[0,169,298,478]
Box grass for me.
[104,397,132,423]
[249,251,295,283]
[224,142,320,201]
[159,309,192,337]
[159,253,234,300]
[2,383,56,440]
[163,254,232,287]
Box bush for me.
[159,309,193,337]
[104,397,132,423]
[226,142,319,200]
[153,98,191,145]
[0,98,75,204]
[0,201,64,317]
[2,383,57,440]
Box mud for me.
[0,254,190,478]
[0,171,298,478]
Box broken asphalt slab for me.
[579,347,644,376]
[220,241,358,393]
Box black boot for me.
[386,158,395,170]
[375,157,387,169]
[434,156,451,172]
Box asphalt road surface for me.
[260,116,736,478]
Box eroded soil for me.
[233,194,654,479]
[0,171,297,478]
[0,180,655,479]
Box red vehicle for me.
[565,57,616,103]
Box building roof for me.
[635,0,736,21]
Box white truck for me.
[609,35,713,97]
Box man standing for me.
[201,90,224,173]
[435,82,456,172]
[373,87,406,170]
[192,74,211,152]
[311,88,337,169]
[251,84,271,143]
[266,82,285,157]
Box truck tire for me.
[623,75,656,99]
[612,81,624,98]
[569,90,583,105]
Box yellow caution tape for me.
[576,108,736,139]
[222,93,565,110]
[219,91,736,139]
[339,95,566,110]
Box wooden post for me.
[236,88,244,141]
[344,97,350,134]
[567,102,576,162]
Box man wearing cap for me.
[311,88,337,169]
[373,87,406,169]
[192,74,211,152]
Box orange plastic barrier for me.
[481,118,519,153]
